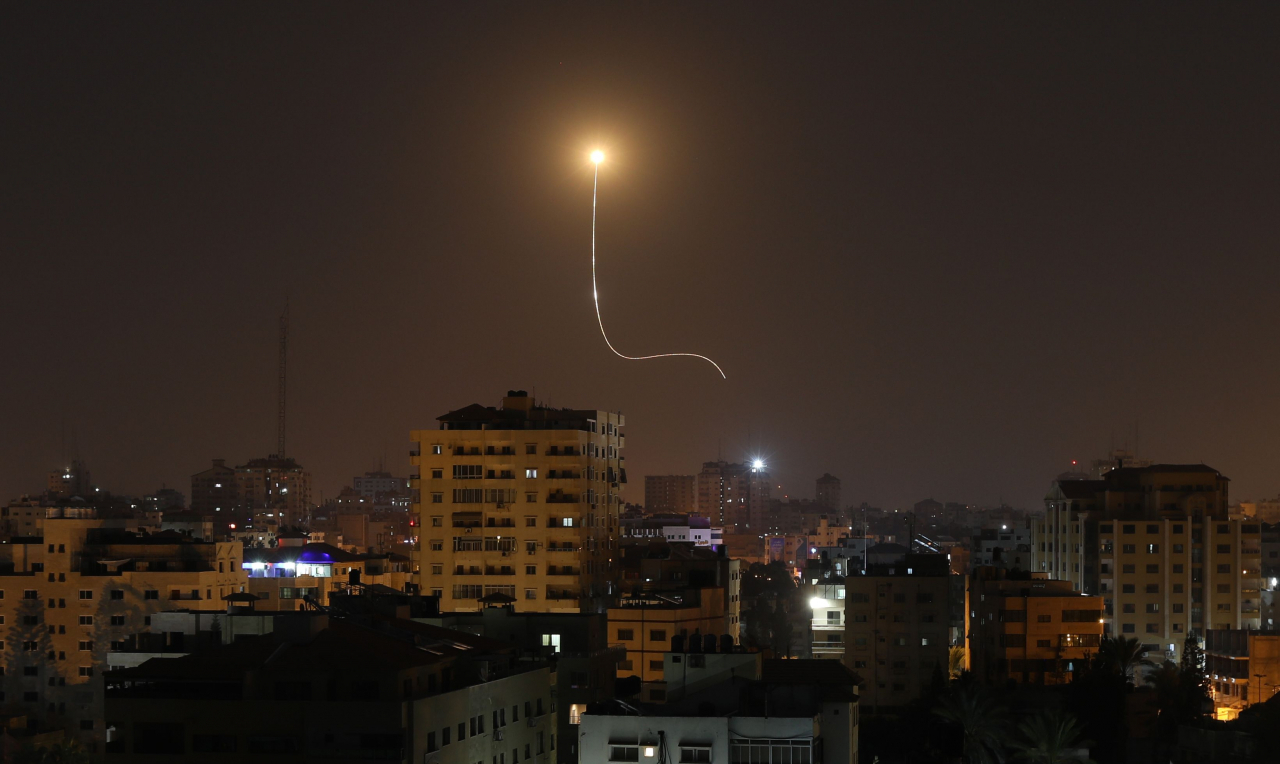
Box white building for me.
[578,658,859,764]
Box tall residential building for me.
[410,390,625,613]
[644,475,696,514]
[1032,464,1261,663]
[236,456,313,529]
[696,461,771,533]
[190,457,313,528]
[816,473,841,511]
[844,553,961,711]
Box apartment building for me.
[805,580,846,660]
[644,475,696,514]
[816,473,842,511]
[1032,464,1262,662]
[696,461,771,533]
[0,518,244,750]
[844,554,960,711]
[609,588,730,682]
[616,542,741,643]
[968,570,1105,686]
[410,390,625,613]
[103,614,557,763]
[189,456,313,529]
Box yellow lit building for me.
[968,570,1105,686]
[608,587,730,682]
[0,518,245,750]
[1032,464,1261,663]
[411,390,625,613]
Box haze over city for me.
[5,5,1280,510]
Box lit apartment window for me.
[526,469,538,479]
[431,445,442,455]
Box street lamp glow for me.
[752,459,765,470]
[590,150,604,164]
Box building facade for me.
[696,462,771,534]
[1032,465,1262,662]
[644,475,696,515]
[410,391,625,613]
[968,571,1104,686]
[816,473,842,511]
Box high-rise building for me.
[644,475,696,514]
[190,459,240,514]
[236,456,313,529]
[816,473,841,511]
[410,390,625,613]
[696,461,771,533]
[48,459,92,499]
[1031,463,1261,663]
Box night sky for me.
[3,5,1279,510]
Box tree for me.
[1009,708,1095,764]
[1095,635,1156,684]
[12,740,91,764]
[1179,630,1210,717]
[933,686,1010,764]
[949,645,967,679]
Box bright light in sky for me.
[752,459,765,470]
[590,150,604,164]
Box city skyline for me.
[5,4,1280,512]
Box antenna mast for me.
[277,303,289,458]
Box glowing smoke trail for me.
[589,152,726,379]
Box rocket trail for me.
[589,156,726,379]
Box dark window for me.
[134,723,185,754]
[192,735,237,753]
[1122,525,1135,534]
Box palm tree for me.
[1096,635,1156,684]
[1009,709,1095,764]
[934,686,1010,764]
[949,645,967,679]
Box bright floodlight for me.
[752,459,765,470]
[590,150,604,164]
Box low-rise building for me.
[609,588,730,683]
[968,569,1105,686]
[1205,628,1280,717]
[578,659,859,764]
[103,613,557,763]
[242,540,410,610]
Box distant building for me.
[644,475,696,515]
[143,488,185,513]
[47,459,92,500]
[411,390,625,614]
[351,470,409,498]
[242,540,410,610]
[189,459,239,514]
[968,568,1104,686]
[816,473,841,511]
[1090,448,1153,479]
[972,519,1033,570]
[697,461,771,533]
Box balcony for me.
[546,493,580,504]
[454,567,482,576]
[546,447,582,457]
[547,545,581,553]
[485,519,516,528]
[545,588,581,601]
[547,471,582,480]
[484,567,516,576]
[547,566,580,576]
